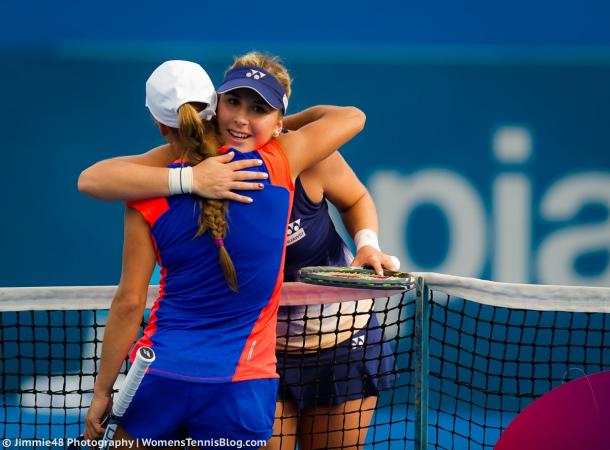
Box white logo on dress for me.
[287,219,306,246]
[246,70,266,80]
[351,335,365,348]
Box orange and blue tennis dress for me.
[119,141,293,445]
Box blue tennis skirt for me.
[276,313,397,409]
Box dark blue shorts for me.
[119,374,278,448]
[276,313,397,410]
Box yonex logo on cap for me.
[218,66,288,113]
[246,70,266,80]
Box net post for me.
[414,275,429,449]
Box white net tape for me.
[415,272,610,312]
[0,282,405,311]
[1,273,609,312]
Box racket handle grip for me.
[100,422,118,449]
[111,347,156,417]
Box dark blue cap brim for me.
[217,78,285,112]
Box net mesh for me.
[427,291,610,449]
[273,297,414,450]
[0,289,414,449]
[1,310,149,442]
[2,276,610,449]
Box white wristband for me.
[168,168,181,195]
[354,228,380,251]
[168,166,193,195]
[180,166,193,194]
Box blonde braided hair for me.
[172,102,238,292]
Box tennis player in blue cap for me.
[80,52,398,449]
[81,57,366,449]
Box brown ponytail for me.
[173,102,239,292]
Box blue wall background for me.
[1,0,609,287]
[1,2,610,448]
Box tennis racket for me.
[297,266,414,290]
[68,346,156,449]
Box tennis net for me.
[416,273,610,449]
[1,276,610,449]
[0,283,413,449]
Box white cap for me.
[145,60,217,128]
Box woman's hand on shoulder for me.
[78,144,268,203]
[192,152,268,203]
